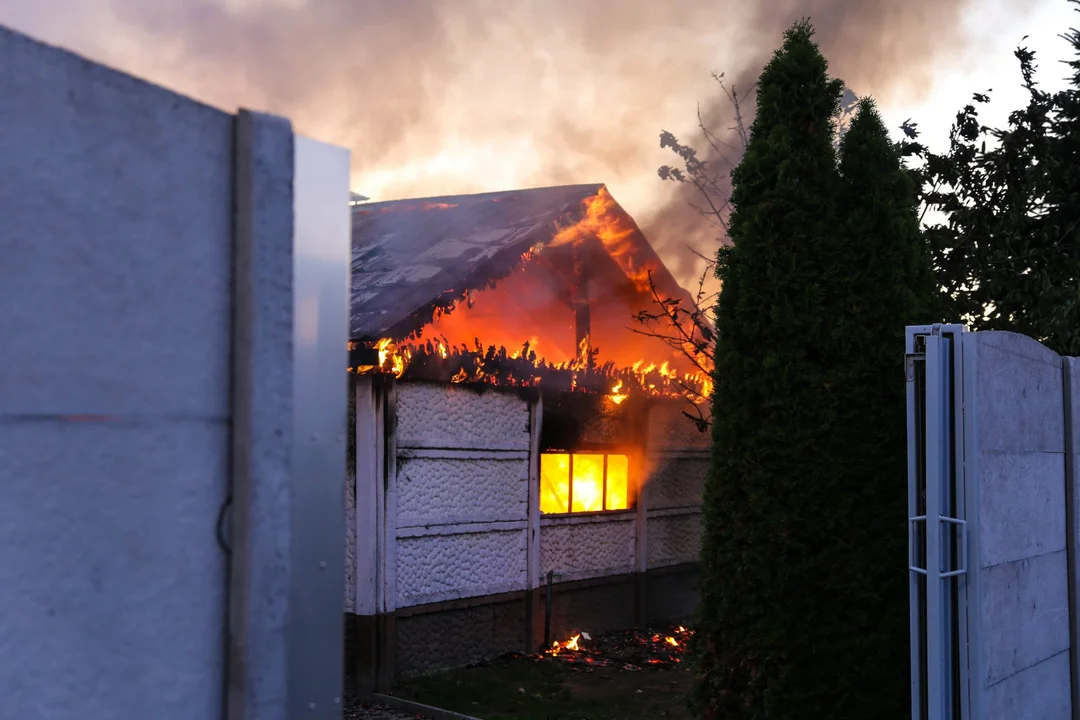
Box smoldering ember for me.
[344,182,710,691]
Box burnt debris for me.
[468,625,694,673]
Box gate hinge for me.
[904,353,923,383]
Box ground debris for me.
[468,624,693,674]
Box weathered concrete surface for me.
[975,331,1064,455]
[972,331,1072,714]
[983,650,1072,720]
[0,23,295,720]
[0,26,234,418]
[0,421,230,719]
[228,110,297,720]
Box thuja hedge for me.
[689,20,935,720]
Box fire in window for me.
[539,452,630,514]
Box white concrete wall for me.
[973,331,1072,718]
[540,514,637,581]
[644,406,709,569]
[0,23,326,720]
[0,24,238,720]
[347,384,710,610]
[535,401,708,581]
[393,383,531,608]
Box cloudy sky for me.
[0,0,1075,286]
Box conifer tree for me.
[690,23,933,720]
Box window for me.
[539,452,631,514]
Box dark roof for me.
[349,183,691,341]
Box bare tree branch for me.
[645,72,755,430]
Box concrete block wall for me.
[349,383,709,608]
[0,23,334,720]
[644,406,708,569]
[346,382,707,683]
[392,382,532,608]
[972,331,1072,718]
[540,513,637,581]
[0,25,239,720]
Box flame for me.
[550,634,581,656]
[355,336,712,405]
[375,338,410,378]
[609,379,628,405]
[351,190,715,406]
[551,187,657,294]
[542,626,693,666]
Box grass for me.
[395,656,693,720]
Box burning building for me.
[345,183,710,690]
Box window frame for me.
[538,445,638,516]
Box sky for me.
[0,0,1075,289]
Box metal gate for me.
[906,324,982,720]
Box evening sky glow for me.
[0,0,1073,286]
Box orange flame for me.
[551,187,657,294]
[609,379,628,405]
[351,188,715,407]
[550,634,581,656]
[357,337,712,405]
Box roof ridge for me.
[353,183,605,208]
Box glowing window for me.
[540,452,631,514]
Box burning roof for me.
[350,184,713,409]
[349,183,694,342]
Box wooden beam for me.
[573,246,591,358]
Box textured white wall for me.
[391,383,531,608]
[396,527,528,606]
[360,387,710,612]
[646,455,708,510]
[647,512,702,568]
[396,382,531,451]
[397,454,528,526]
[540,515,637,581]
[646,404,712,451]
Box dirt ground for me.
[342,698,432,719]
[394,658,693,720]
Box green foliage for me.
[690,20,933,719]
[900,0,1080,354]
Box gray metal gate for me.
[906,324,983,720]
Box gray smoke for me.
[0,0,977,287]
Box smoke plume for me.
[0,0,976,287]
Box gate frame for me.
[906,324,985,720]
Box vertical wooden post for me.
[352,375,382,697]
[375,379,398,692]
[572,247,591,360]
[525,395,544,653]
